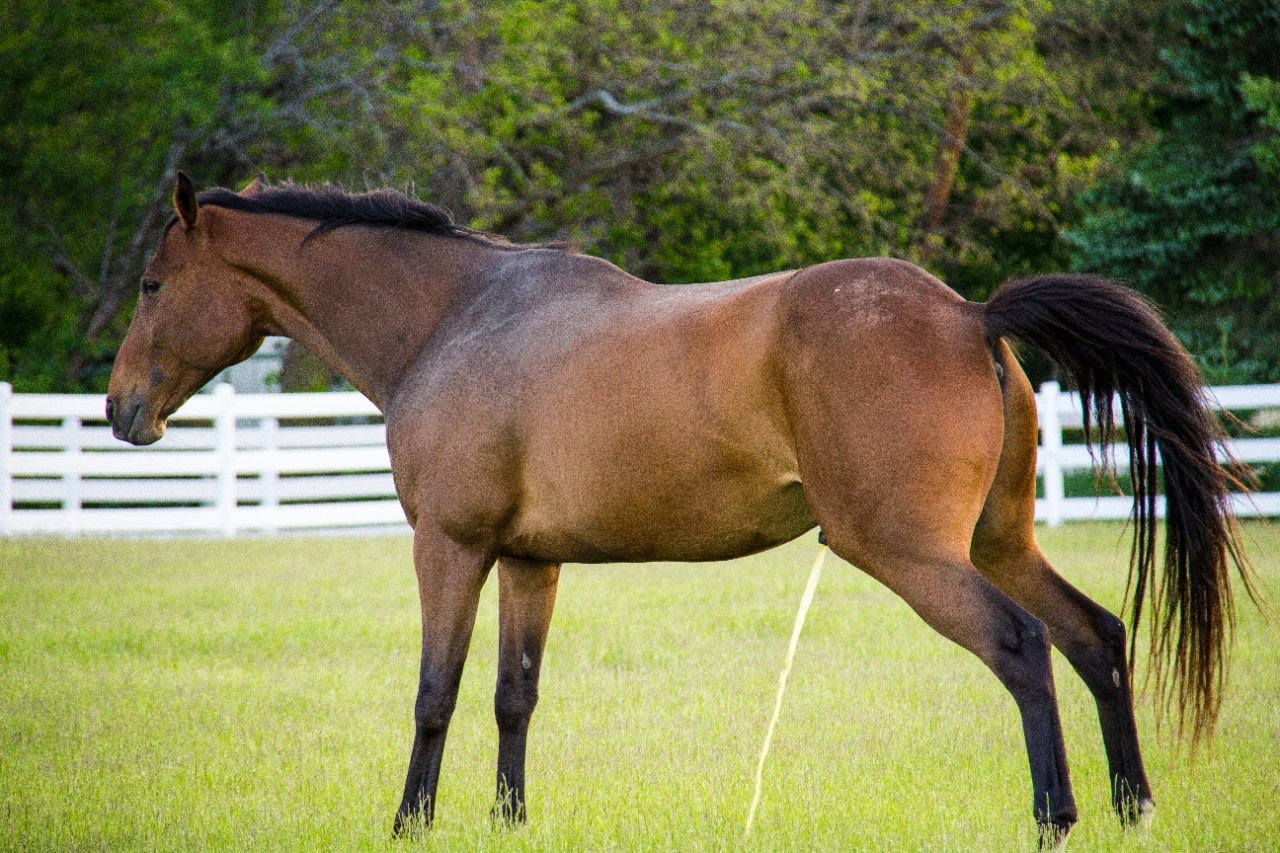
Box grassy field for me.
[2,522,1277,851]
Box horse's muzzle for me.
[106,394,165,445]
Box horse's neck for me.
[236,223,478,410]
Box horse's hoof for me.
[1037,819,1072,852]
[1117,794,1155,832]
[391,809,429,840]
[1137,798,1155,832]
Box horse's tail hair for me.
[981,273,1260,746]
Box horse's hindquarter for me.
[776,258,1004,567]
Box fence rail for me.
[2,381,1279,537]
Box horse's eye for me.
[141,278,163,296]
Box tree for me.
[1067,0,1280,383]
[0,0,414,390]
[2,0,1195,390]
[374,0,1148,298]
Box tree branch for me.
[921,55,975,233]
[261,0,342,67]
[83,135,189,340]
[47,240,95,300]
[98,136,125,283]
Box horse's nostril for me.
[105,397,116,423]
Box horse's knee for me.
[414,679,458,734]
[494,676,538,732]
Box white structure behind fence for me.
[2,381,1279,537]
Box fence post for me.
[0,383,12,536]
[63,415,82,531]
[1039,381,1065,527]
[214,383,237,537]
[261,414,279,535]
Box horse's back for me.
[508,256,1007,565]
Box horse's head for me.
[106,172,266,445]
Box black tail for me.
[982,274,1258,744]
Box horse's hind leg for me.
[492,557,561,822]
[972,537,1155,827]
[973,342,1153,827]
[844,544,1079,847]
[782,266,1073,840]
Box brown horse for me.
[107,173,1254,847]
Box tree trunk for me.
[920,55,975,236]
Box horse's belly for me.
[500,478,816,564]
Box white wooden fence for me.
[2,381,1279,537]
[0,383,404,536]
[1034,381,1280,524]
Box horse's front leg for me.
[393,523,493,836]
[493,557,561,823]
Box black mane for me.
[195,184,531,249]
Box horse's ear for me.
[174,171,199,229]
[240,172,268,196]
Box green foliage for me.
[2,1,260,388]
[1068,0,1280,383]
[374,0,1137,294]
[0,1,413,391]
[1242,73,1280,162]
[2,0,1269,389]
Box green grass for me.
[2,523,1277,851]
